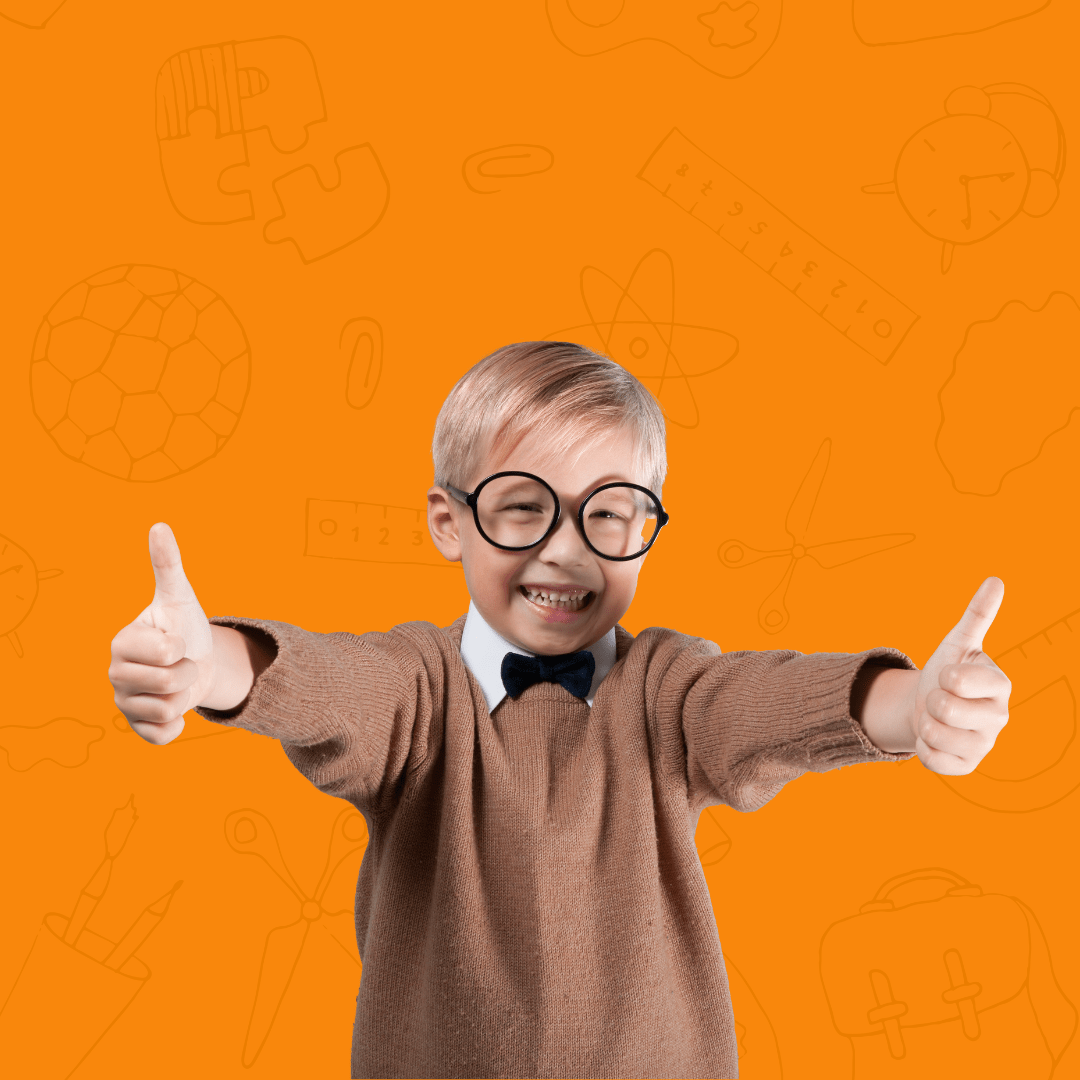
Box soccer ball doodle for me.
[31,266,250,482]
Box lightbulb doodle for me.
[31,265,250,482]
[0,534,61,657]
[718,439,914,633]
[863,84,1065,273]
[225,807,367,1067]
[156,38,389,263]
[935,293,1080,496]
[546,0,782,79]
[820,868,1076,1078]
[546,249,739,429]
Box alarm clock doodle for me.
[863,84,1065,273]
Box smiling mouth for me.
[519,585,595,612]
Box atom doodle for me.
[546,249,739,428]
[718,439,914,633]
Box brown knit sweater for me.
[196,614,914,1079]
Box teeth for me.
[522,587,591,611]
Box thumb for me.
[946,576,1004,652]
[148,522,198,606]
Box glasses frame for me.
[445,470,670,562]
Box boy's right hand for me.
[109,523,216,745]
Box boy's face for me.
[428,426,654,655]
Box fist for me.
[109,523,215,745]
[912,577,1011,775]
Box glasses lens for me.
[475,475,556,548]
[582,486,660,558]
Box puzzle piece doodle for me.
[264,145,390,263]
[546,0,781,78]
[155,38,386,260]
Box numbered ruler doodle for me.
[305,500,451,567]
[638,129,918,363]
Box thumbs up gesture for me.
[109,523,216,745]
[911,577,1011,775]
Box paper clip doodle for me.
[0,798,182,1080]
[546,0,781,79]
[718,439,914,634]
[820,869,1076,1078]
[31,265,250,482]
[156,38,389,262]
[341,318,383,411]
[852,0,1051,45]
[462,144,554,194]
[938,606,1080,812]
[224,808,366,1066]
[640,129,918,364]
[546,249,739,428]
[935,293,1080,496]
[863,84,1066,273]
[305,499,453,568]
[0,534,61,657]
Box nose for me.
[536,505,590,565]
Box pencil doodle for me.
[0,798,182,1079]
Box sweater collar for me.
[459,600,617,714]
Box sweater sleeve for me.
[193,616,439,813]
[652,635,918,812]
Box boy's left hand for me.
[910,577,1011,775]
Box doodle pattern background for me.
[1,1,1077,1077]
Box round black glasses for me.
[445,471,669,562]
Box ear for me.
[427,487,463,562]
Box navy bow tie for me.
[501,650,596,700]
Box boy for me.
[110,341,1010,1079]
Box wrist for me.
[853,664,920,753]
[199,624,270,711]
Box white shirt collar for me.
[459,600,617,714]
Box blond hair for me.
[432,341,667,494]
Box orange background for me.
[2,1,1078,1077]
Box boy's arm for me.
[850,578,1010,775]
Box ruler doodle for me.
[638,129,918,364]
[304,499,453,568]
